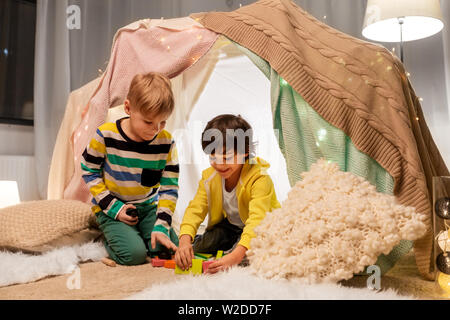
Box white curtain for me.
[35,0,450,199]
[35,0,71,199]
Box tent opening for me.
[172,38,290,228]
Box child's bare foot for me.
[101,257,117,267]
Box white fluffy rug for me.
[127,267,414,300]
[0,241,107,287]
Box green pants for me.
[96,204,179,266]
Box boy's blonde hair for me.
[127,72,174,116]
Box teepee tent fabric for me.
[63,18,218,203]
[48,77,101,200]
[48,0,448,280]
[195,0,450,279]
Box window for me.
[0,0,36,126]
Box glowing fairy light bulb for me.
[406,72,411,77]
[437,230,450,252]
[317,128,327,141]
[438,272,450,294]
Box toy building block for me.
[151,258,165,267]
[175,265,190,275]
[164,259,176,269]
[194,253,213,260]
[191,259,202,274]
[175,259,203,275]
[202,260,214,273]
[216,250,223,259]
[101,257,116,267]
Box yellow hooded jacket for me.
[179,157,281,249]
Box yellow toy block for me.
[216,250,223,259]
[191,259,202,275]
[175,259,203,275]
[175,265,190,275]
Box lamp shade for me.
[362,0,444,42]
[0,180,20,209]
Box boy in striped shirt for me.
[81,72,179,266]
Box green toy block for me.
[175,259,203,275]
[194,253,213,260]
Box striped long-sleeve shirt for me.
[81,119,179,235]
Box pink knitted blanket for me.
[64,18,218,202]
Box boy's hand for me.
[117,204,138,226]
[151,232,178,252]
[205,245,247,274]
[174,234,194,270]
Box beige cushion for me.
[0,200,102,254]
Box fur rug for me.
[127,267,414,300]
[0,241,107,287]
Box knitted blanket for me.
[194,0,449,280]
[235,41,414,274]
[64,17,218,203]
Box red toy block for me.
[202,260,214,272]
[164,259,176,269]
[151,258,165,267]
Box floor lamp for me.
[362,0,444,63]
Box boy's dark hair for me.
[201,114,255,160]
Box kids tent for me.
[48,0,449,280]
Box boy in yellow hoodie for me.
[175,114,280,273]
